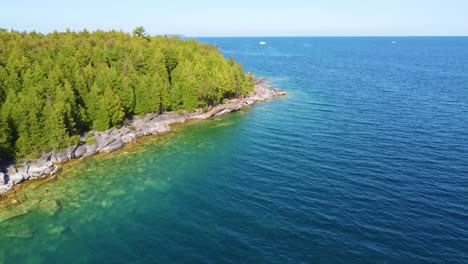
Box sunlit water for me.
[1,37,468,263]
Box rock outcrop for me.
[0,80,285,195]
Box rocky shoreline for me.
[0,79,285,196]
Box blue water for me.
[1,37,468,263]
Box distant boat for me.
[259,41,266,45]
[392,41,397,44]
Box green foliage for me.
[0,29,254,161]
[84,134,96,145]
[132,26,146,37]
[0,118,13,162]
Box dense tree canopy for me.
[0,28,254,161]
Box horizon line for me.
[192,35,468,38]
[2,28,467,38]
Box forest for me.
[0,28,254,162]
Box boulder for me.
[29,160,53,178]
[16,166,30,180]
[8,172,24,186]
[131,119,145,130]
[122,132,137,143]
[50,165,62,176]
[140,124,152,135]
[99,139,124,153]
[74,145,87,159]
[155,125,171,134]
[67,144,79,159]
[82,143,98,158]
[274,88,287,96]
[109,129,121,139]
[214,108,233,116]
[96,136,115,151]
[154,113,186,125]
[119,126,131,135]
[6,166,16,176]
[144,112,159,121]
[52,151,69,163]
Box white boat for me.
[259,41,266,45]
[392,41,397,44]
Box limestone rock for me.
[82,143,98,158]
[52,151,69,163]
[50,165,62,176]
[8,172,24,186]
[274,88,287,96]
[100,139,124,153]
[141,124,153,136]
[74,145,87,159]
[119,126,131,135]
[29,160,53,178]
[122,132,137,143]
[156,125,171,134]
[96,136,115,151]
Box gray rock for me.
[131,119,145,130]
[96,136,115,151]
[29,161,53,178]
[214,108,232,116]
[40,152,53,161]
[74,145,87,159]
[100,139,124,153]
[141,124,154,136]
[122,132,137,143]
[82,143,98,158]
[67,144,79,159]
[274,88,287,96]
[144,112,159,121]
[50,165,62,175]
[9,172,24,186]
[109,129,121,139]
[119,126,131,135]
[52,151,69,163]
[17,166,30,180]
[156,125,171,134]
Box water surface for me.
[1,37,468,263]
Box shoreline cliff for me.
[0,79,285,196]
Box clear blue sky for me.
[2,0,467,36]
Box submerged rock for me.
[0,207,29,223]
[4,226,33,238]
[38,199,60,216]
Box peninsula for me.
[0,29,285,196]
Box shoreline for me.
[0,79,285,197]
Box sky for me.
[1,0,467,36]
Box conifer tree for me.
[0,29,254,161]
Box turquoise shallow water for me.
[1,37,468,263]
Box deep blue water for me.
[1,37,467,263]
